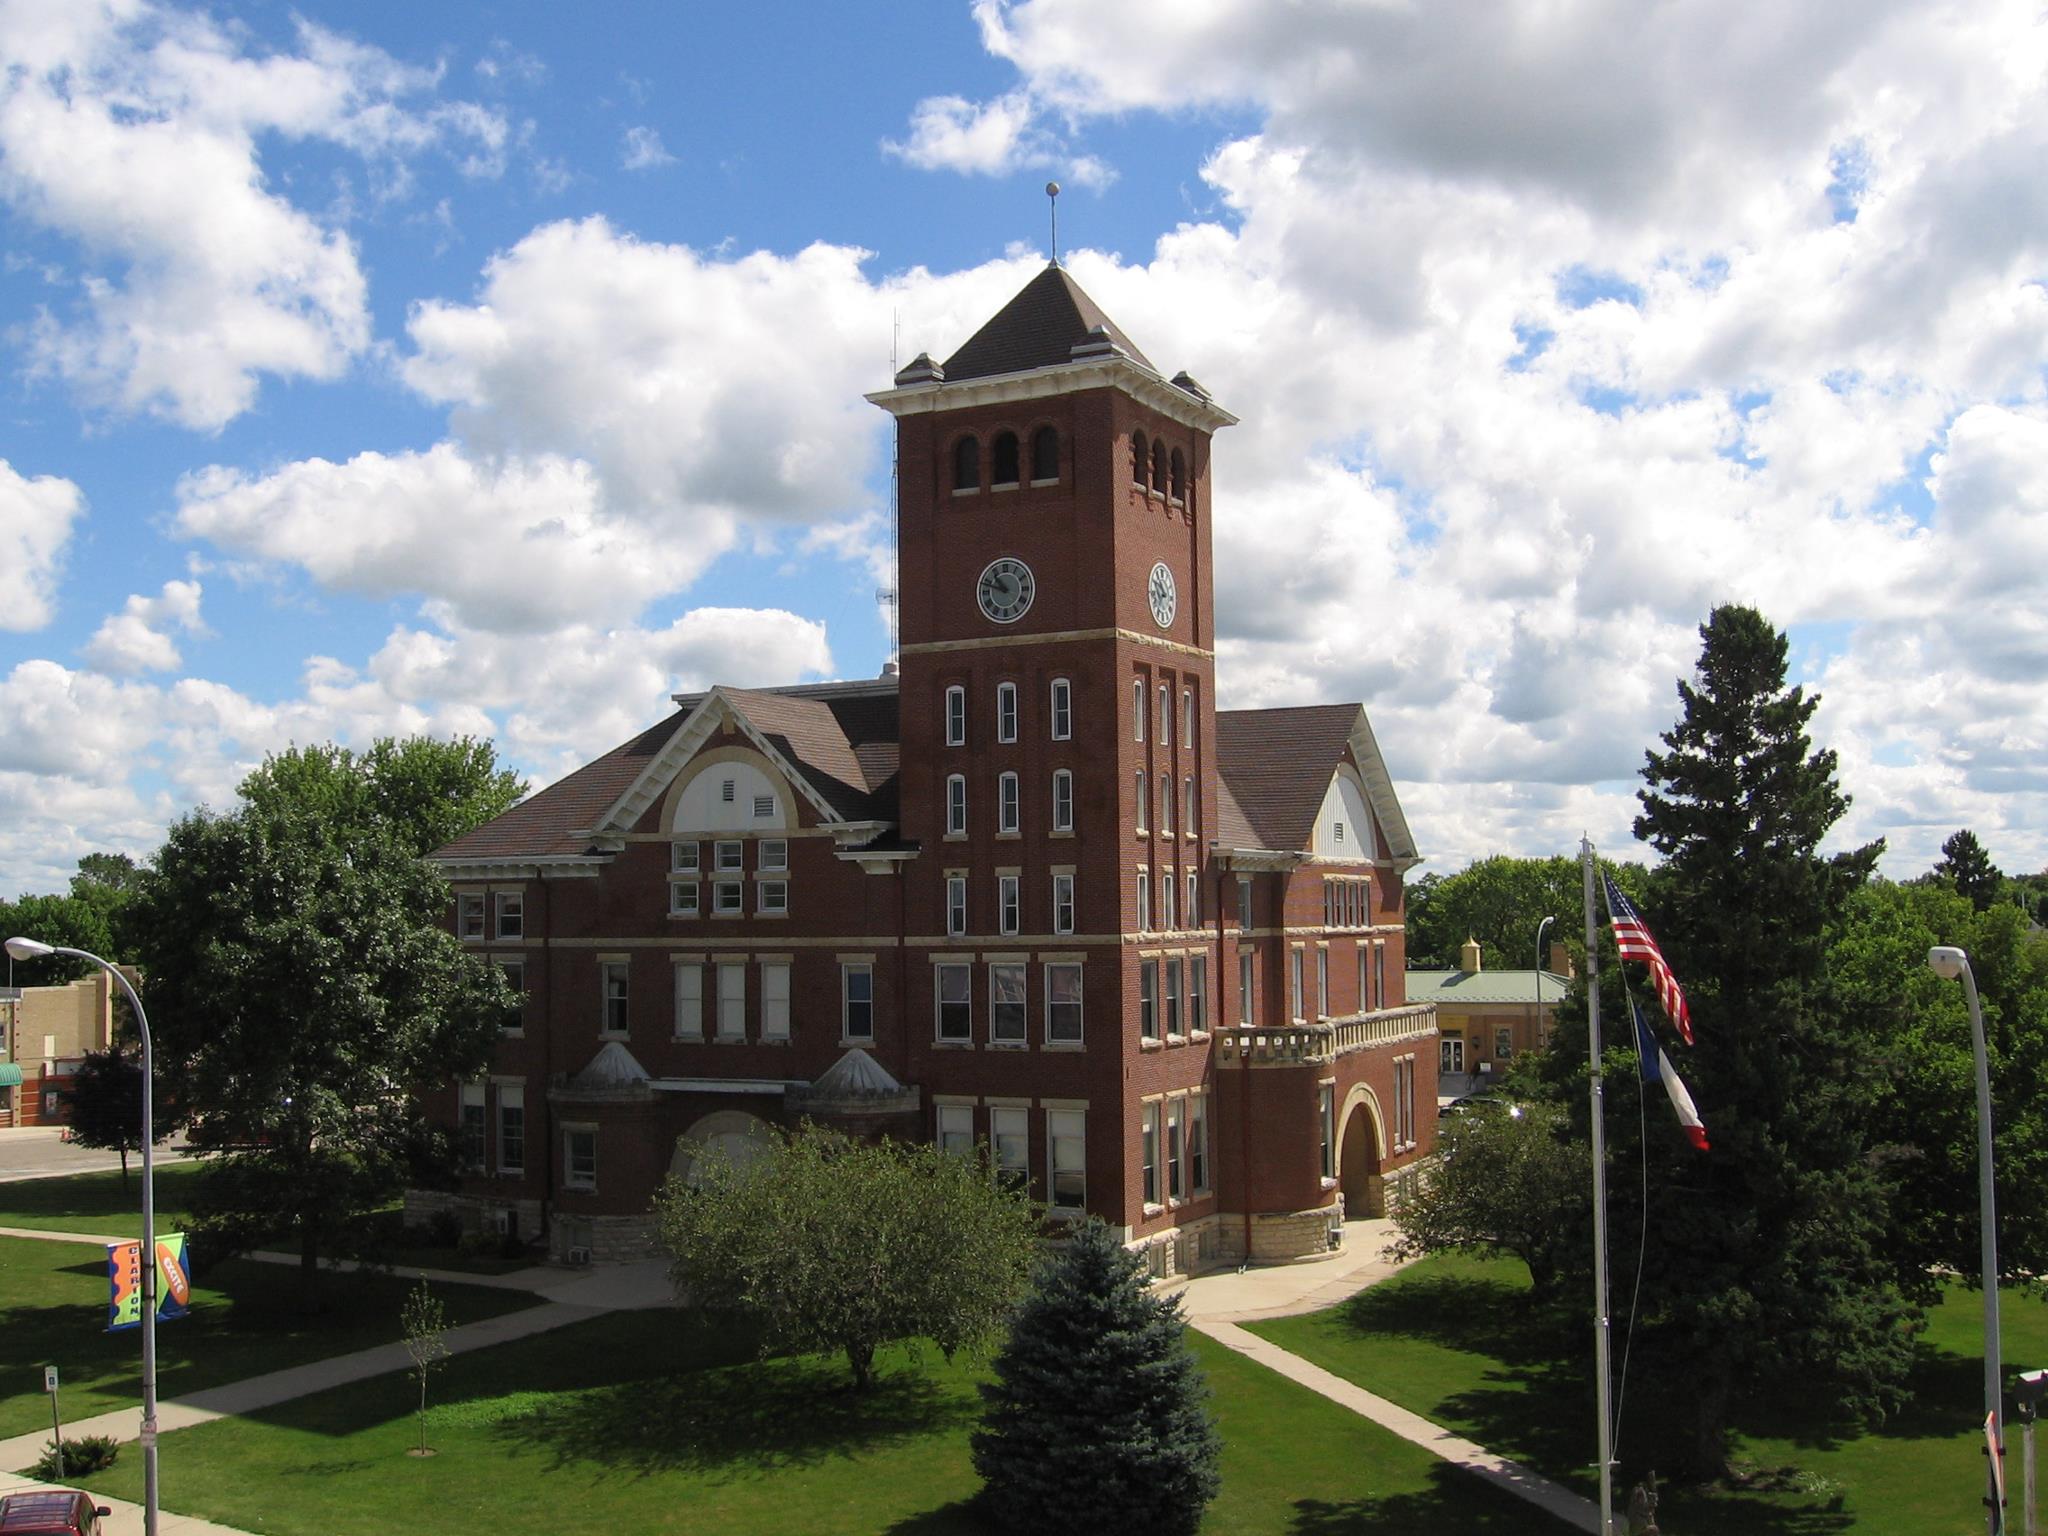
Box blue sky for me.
[1,0,2045,894]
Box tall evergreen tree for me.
[1933,828,2003,912]
[972,1219,1220,1536]
[1622,604,1911,1474]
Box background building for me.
[421,266,1439,1269]
[0,971,122,1128]
[1408,938,1571,1100]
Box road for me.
[0,1127,188,1183]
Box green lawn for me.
[1250,1251,2047,1536]
[0,1161,205,1237]
[76,1308,1571,1535]
[0,1234,538,1441]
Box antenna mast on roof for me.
[1047,181,1060,266]
[877,309,901,656]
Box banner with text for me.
[106,1233,192,1332]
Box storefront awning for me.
[0,1063,23,1087]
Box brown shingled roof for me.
[432,710,684,862]
[722,687,899,823]
[1214,703,1362,852]
[941,264,1155,383]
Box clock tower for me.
[868,263,1237,1235]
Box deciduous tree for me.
[1933,828,2003,912]
[653,1124,1039,1390]
[63,1047,166,1191]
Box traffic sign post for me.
[44,1364,60,1471]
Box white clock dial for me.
[977,557,1035,624]
[1147,562,1178,628]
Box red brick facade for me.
[422,267,1437,1267]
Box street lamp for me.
[7,938,160,1536]
[1535,916,1557,1053]
[1931,943,2003,1536]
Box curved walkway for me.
[1176,1219,1598,1535]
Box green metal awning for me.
[0,1063,23,1087]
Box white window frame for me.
[496,956,525,1034]
[457,893,485,942]
[759,839,788,872]
[1317,947,1329,1020]
[1134,769,1147,832]
[1142,1101,1161,1207]
[991,1105,1029,1185]
[1159,772,1173,836]
[757,880,788,916]
[494,891,523,940]
[1238,875,1253,928]
[717,962,746,1040]
[671,880,700,917]
[1239,950,1254,1023]
[1189,954,1208,1034]
[459,1081,486,1170]
[841,962,874,1041]
[1160,872,1176,932]
[938,1103,974,1157]
[1133,678,1145,742]
[1045,961,1083,1045]
[998,874,1020,936]
[946,684,967,747]
[1135,869,1151,933]
[998,771,1020,833]
[1189,1090,1211,1195]
[672,841,700,874]
[1165,955,1183,1038]
[1319,1082,1336,1181]
[714,840,744,873]
[990,961,1027,1045]
[761,961,791,1041]
[1158,683,1171,745]
[1182,687,1194,747]
[1051,769,1074,832]
[496,1083,525,1175]
[1140,958,1159,1042]
[1050,677,1072,740]
[1052,873,1075,936]
[1186,871,1199,927]
[1183,776,1196,836]
[674,962,704,1040]
[600,960,629,1037]
[1166,1097,1185,1203]
[946,875,968,937]
[1290,948,1305,1022]
[712,880,743,916]
[563,1125,597,1191]
[1048,1108,1086,1210]
[996,681,1018,743]
[946,774,967,836]
[935,961,972,1043]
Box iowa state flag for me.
[1634,1002,1708,1151]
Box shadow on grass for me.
[1330,1272,1578,1368]
[879,1494,989,1534]
[489,1355,978,1480]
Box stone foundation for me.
[1129,1214,1230,1283]
[1246,1202,1345,1264]
[548,1212,661,1265]
[402,1189,544,1245]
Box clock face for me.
[1148,562,1178,629]
[977,557,1035,624]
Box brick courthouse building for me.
[421,265,1439,1268]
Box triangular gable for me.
[1346,705,1421,868]
[587,687,849,845]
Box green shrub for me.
[34,1434,119,1479]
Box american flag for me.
[1604,874,1693,1044]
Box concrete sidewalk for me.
[0,1470,250,1536]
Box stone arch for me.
[1336,1083,1386,1219]
[670,1110,778,1188]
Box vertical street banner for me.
[106,1233,192,1332]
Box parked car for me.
[1438,1090,1524,1120]
[0,1490,113,1536]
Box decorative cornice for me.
[866,356,1238,435]
[899,626,1213,661]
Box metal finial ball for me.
[1046,181,1060,199]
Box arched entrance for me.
[670,1110,777,1188]
[1336,1085,1386,1219]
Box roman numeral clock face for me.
[1148,562,1178,628]
[977,557,1035,624]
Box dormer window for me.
[1031,425,1059,484]
[953,435,980,494]
[991,431,1020,488]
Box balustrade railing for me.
[1215,1003,1436,1067]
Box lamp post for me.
[7,938,159,1536]
[1931,944,2003,1536]
[1535,915,1557,1053]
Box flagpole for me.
[1583,835,1617,1534]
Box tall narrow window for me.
[1166,1098,1185,1201]
[560,1126,593,1191]
[497,1083,524,1174]
[947,875,967,937]
[996,681,1018,743]
[953,435,980,492]
[717,963,746,1039]
[1050,677,1072,739]
[1132,678,1145,741]
[1158,684,1171,744]
[1375,942,1387,1010]
[460,1082,485,1169]
[1186,871,1199,927]
[945,685,966,747]
[935,963,972,1042]
[998,874,1020,936]
[1290,948,1305,1021]
[674,963,703,1040]
[1189,1091,1210,1194]
[1031,424,1059,483]
[1189,955,1208,1033]
[1049,1109,1086,1209]
[991,962,1026,1044]
[1152,438,1168,493]
[1317,948,1329,1019]
[761,962,791,1041]
[458,893,485,941]
[1046,962,1083,1043]
[1183,776,1196,836]
[1130,430,1148,485]
[1159,871,1175,931]
[1164,955,1182,1036]
[1140,959,1159,1042]
[1051,769,1074,832]
[991,430,1020,487]
[1142,1102,1160,1206]
[1182,686,1194,747]
[1134,770,1147,832]
[842,963,874,1041]
[992,1106,1029,1185]
[600,960,629,1036]
[1319,1083,1336,1180]
[1238,876,1253,928]
[1359,946,1370,1015]
[1159,773,1173,836]
[946,775,967,836]
[998,772,1020,833]
[495,891,523,940]
[1239,950,1253,1023]
[1052,873,1075,935]
[1136,869,1150,932]
[1170,446,1186,504]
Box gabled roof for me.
[1215,702,1420,864]
[941,263,1155,382]
[431,682,900,867]
[432,711,681,863]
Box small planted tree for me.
[972,1218,1220,1536]
[653,1123,1039,1390]
[400,1280,450,1456]
[64,1048,165,1191]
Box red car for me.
[0,1490,113,1536]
